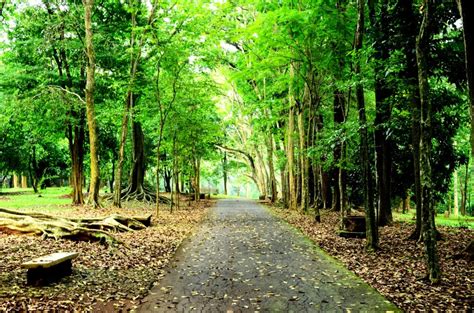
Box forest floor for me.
[139,199,397,312]
[0,189,213,312]
[269,205,473,312]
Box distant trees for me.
[215,0,470,283]
[0,0,220,206]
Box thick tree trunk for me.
[416,0,441,283]
[83,0,100,208]
[130,121,146,193]
[113,92,132,207]
[456,0,474,160]
[355,0,378,251]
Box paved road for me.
[138,199,397,312]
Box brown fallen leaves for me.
[270,207,473,312]
[0,199,213,312]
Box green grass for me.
[0,187,74,213]
[393,210,474,229]
[211,194,249,199]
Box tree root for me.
[104,185,171,205]
[0,208,151,245]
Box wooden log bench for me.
[22,252,78,286]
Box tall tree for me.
[456,0,474,159]
[354,0,378,250]
[368,0,393,226]
[113,0,159,207]
[416,0,441,283]
[83,0,100,208]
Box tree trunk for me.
[416,0,441,283]
[461,160,469,215]
[109,160,114,193]
[21,176,27,188]
[223,152,228,195]
[355,0,378,251]
[275,138,288,207]
[288,64,297,210]
[454,169,459,217]
[83,0,100,208]
[13,174,19,189]
[69,123,85,205]
[194,157,200,202]
[456,0,474,161]
[369,0,392,226]
[30,146,39,193]
[333,89,345,212]
[130,121,146,194]
[164,168,172,193]
[298,99,309,212]
[267,133,277,203]
[287,92,296,210]
[113,92,132,207]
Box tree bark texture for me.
[416,0,441,283]
[288,62,297,210]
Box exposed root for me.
[104,185,171,205]
[0,208,151,245]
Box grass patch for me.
[211,194,249,200]
[0,187,74,214]
[393,210,474,229]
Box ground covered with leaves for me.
[270,206,473,312]
[0,198,213,312]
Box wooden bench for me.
[338,216,366,238]
[22,252,78,286]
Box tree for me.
[83,0,100,208]
[416,0,441,283]
[368,0,393,226]
[456,0,474,159]
[113,0,159,208]
[354,0,378,251]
